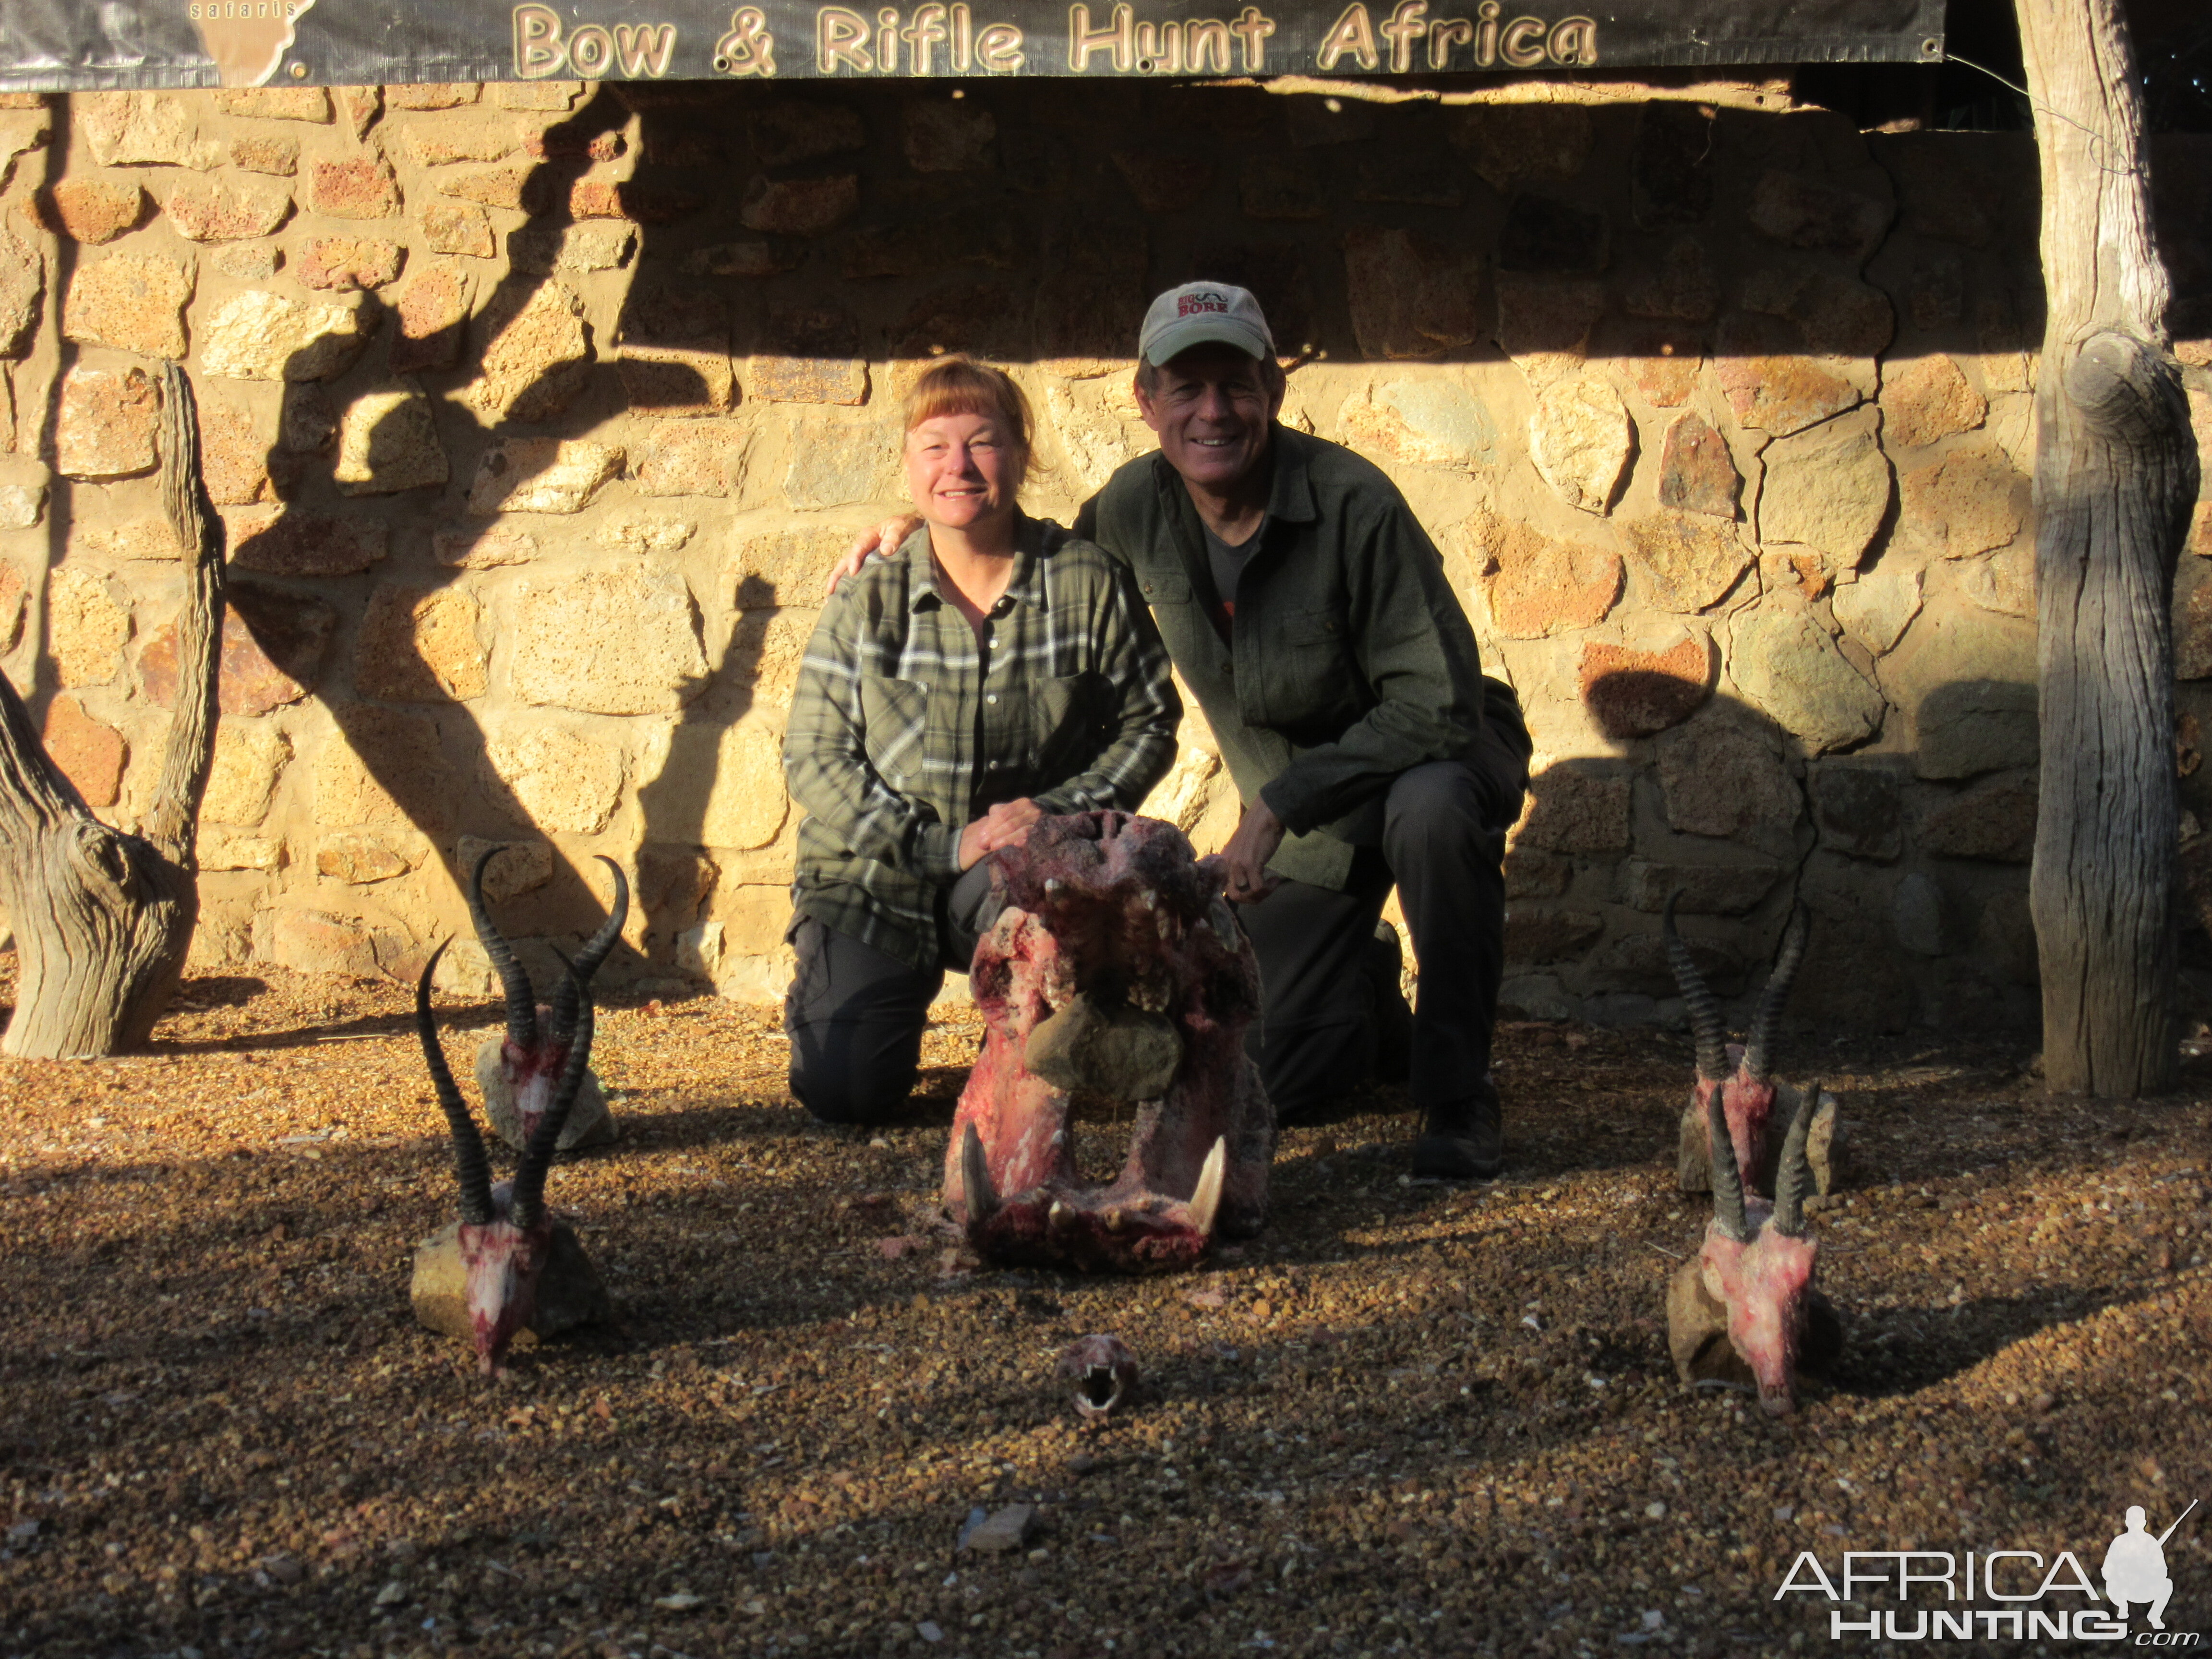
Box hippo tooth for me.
[1104,1206,1127,1232]
[1049,1198,1073,1230]
[1187,1136,1227,1238]
[959,1123,999,1223]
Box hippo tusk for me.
[1187,1136,1227,1238]
[1049,1198,1074,1231]
[959,1123,998,1224]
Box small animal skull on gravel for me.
[1058,1334,1139,1421]
[1666,1087,1843,1416]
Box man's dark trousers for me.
[1239,715,1530,1123]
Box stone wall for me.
[0,78,2208,1029]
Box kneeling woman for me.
[781,358,1180,1124]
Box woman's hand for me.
[824,514,925,597]
[957,798,1045,869]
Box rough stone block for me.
[0,484,42,529]
[390,84,481,110]
[637,421,747,498]
[1503,846,1571,898]
[751,100,865,167]
[511,565,707,716]
[434,524,539,568]
[724,610,813,709]
[194,399,278,507]
[39,695,125,807]
[405,120,521,167]
[200,290,372,382]
[308,156,401,218]
[215,86,331,122]
[164,175,292,241]
[355,583,487,702]
[1341,379,1499,469]
[905,101,995,171]
[1832,564,1922,657]
[485,721,626,834]
[1594,929,1744,998]
[566,180,701,224]
[261,908,382,978]
[462,282,590,423]
[1728,607,1886,755]
[230,513,387,577]
[1657,719,1799,842]
[293,236,403,292]
[1492,275,1604,392]
[1529,374,1631,515]
[595,514,695,555]
[682,239,799,278]
[1453,104,1590,192]
[1343,227,1480,360]
[61,254,191,359]
[423,203,496,258]
[1879,354,1987,449]
[741,174,859,237]
[1618,858,1780,915]
[1474,516,1621,638]
[0,562,22,653]
[1921,780,2037,863]
[1747,169,1891,261]
[1621,237,1717,322]
[1498,192,1609,275]
[78,93,221,169]
[1631,102,1714,229]
[1579,635,1713,738]
[1616,323,1702,408]
[491,79,583,110]
[1653,410,1738,519]
[313,706,455,831]
[316,830,429,884]
[1913,680,2038,780]
[466,439,624,516]
[1740,263,1894,357]
[1756,407,1891,574]
[618,287,735,415]
[388,262,473,375]
[457,836,554,902]
[0,231,38,357]
[55,365,160,480]
[143,585,335,718]
[210,242,279,281]
[47,568,128,688]
[1515,769,1631,854]
[200,831,284,872]
[1713,349,1859,437]
[335,382,448,496]
[509,221,635,276]
[202,722,292,825]
[1897,443,2026,561]
[652,721,791,850]
[783,419,898,509]
[229,134,298,175]
[1809,764,1902,861]
[1621,512,1753,613]
[1240,158,1325,221]
[1503,906,1604,963]
[41,178,146,242]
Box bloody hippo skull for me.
[943,812,1274,1273]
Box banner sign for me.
[0,0,1945,91]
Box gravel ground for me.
[0,962,2208,1659]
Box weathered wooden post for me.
[2018,0,2202,1095]
[0,362,223,1057]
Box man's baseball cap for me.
[1139,282,1276,367]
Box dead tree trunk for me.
[2020,0,2202,1096]
[0,362,223,1058]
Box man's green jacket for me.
[1077,423,1518,893]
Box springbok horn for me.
[550,856,630,1049]
[510,962,593,1231]
[467,845,538,1054]
[1768,1082,1819,1238]
[1707,1091,1749,1243]
[417,941,494,1227]
[1664,891,1728,1082]
[959,1122,998,1224]
[1187,1136,1228,1237]
[1743,904,1810,1082]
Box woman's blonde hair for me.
[902,356,1034,479]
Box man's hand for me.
[1220,799,1286,904]
[958,798,1044,869]
[824,513,924,597]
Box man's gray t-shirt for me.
[1202,517,1266,630]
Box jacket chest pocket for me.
[1032,672,1113,777]
[858,675,929,789]
[1257,607,1362,729]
